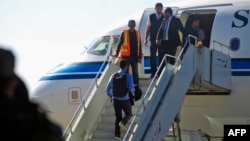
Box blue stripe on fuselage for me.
[48,62,107,73]
[39,61,107,80]
[39,58,250,81]
[231,58,250,69]
[40,73,101,80]
[231,58,250,76]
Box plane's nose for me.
[30,81,53,113]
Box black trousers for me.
[113,99,132,137]
[158,40,177,76]
[149,40,160,77]
[122,56,139,85]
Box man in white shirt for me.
[144,2,164,78]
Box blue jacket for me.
[106,69,135,100]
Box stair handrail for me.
[63,54,114,139]
[212,40,230,55]
[122,38,191,141]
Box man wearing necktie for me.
[156,7,185,76]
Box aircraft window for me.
[230,38,240,51]
[68,87,82,104]
[87,36,110,56]
[113,35,120,44]
[72,91,78,99]
[111,35,120,56]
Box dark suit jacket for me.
[184,25,198,45]
[156,16,185,47]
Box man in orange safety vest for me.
[115,19,142,86]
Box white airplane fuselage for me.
[30,0,250,139]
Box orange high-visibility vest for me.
[119,30,141,57]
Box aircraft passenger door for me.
[179,10,217,48]
[138,7,179,77]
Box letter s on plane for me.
[232,10,249,28]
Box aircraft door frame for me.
[178,9,217,48]
[138,7,179,78]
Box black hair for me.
[0,48,15,89]
[0,48,15,77]
[191,15,200,22]
[185,15,200,27]
[155,2,163,8]
[164,7,173,15]
[128,19,136,25]
[119,59,128,69]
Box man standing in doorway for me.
[115,19,142,86]
[144,2,164,78]
[156,7,185,76]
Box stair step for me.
[88,78,153,141]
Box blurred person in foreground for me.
[0,47,64,141]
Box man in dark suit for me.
[156,7,185,76]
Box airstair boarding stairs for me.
[62,55,120,141]
[63,36,231,141]
[62,55,155,141]
[123,37,231,141]
[122,41,198,141]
